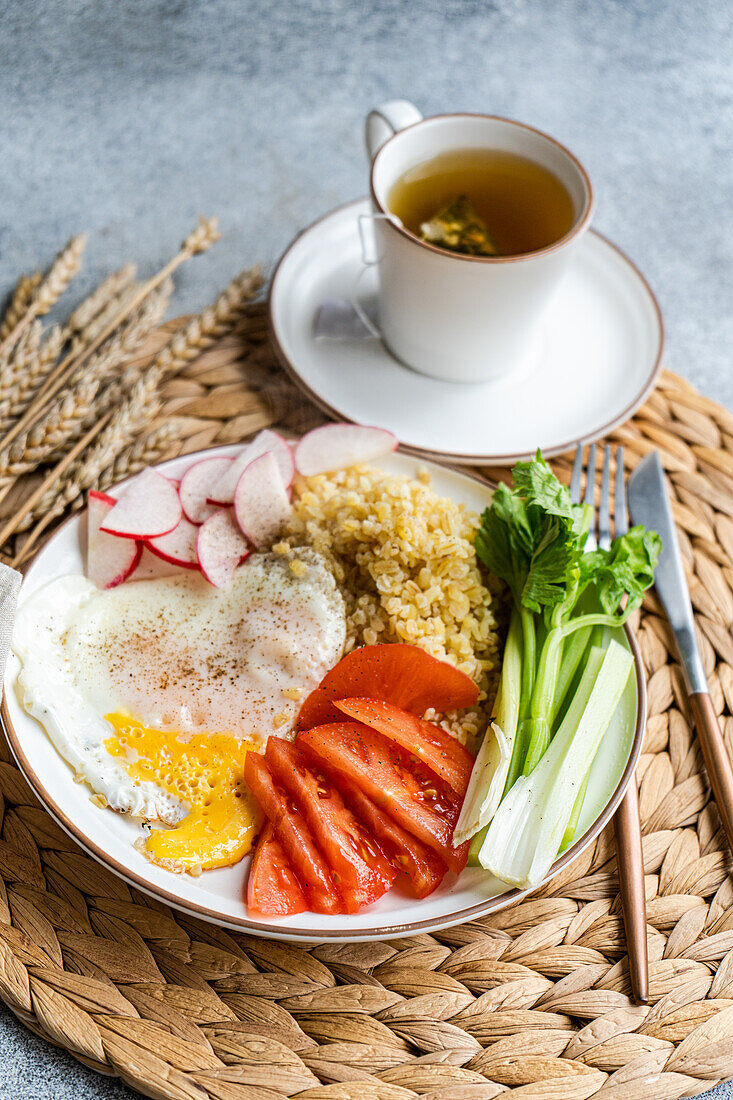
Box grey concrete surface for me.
[0,0,731,1096]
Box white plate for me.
[1,445,645,942]
[269,199,664,465]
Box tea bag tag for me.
[314,298,378,340]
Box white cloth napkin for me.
[0,565,22,682]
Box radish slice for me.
[197,510,250,588]
[129,546,186,582]
[209,430,295,505]
[147,515,200,569]
[179,456,233,525]
[234,451,291,548]
[87,490,142,589]
[294,424,398,476]
[100,468,182,539]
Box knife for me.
[628,451,733,849]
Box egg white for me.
[11,549,346,823]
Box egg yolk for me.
[105,713,261,872]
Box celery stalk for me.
[560,770,590,852]
[467,824,488,865]
[478,640,632,888]
[452,608,520,845]
[551,625,593,726]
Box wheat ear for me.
[97,418,188,493]
[0,322,43,413]
[0,272,42,343]
[0,217,218,456]
[66,263,137,335]
[0,377,100,485]
[68,282,142,356]
[15,373,161,560]
[0,325,65,430]
[0,236,86,358]
[52,280,173,454]
[69,278,173,391]
[0,281,173,516]
[0,413,113,556]
[152,266,262,380]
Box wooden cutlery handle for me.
[689,692,733,850]
[614,779,649,1004]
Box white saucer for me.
[269,199,664,465]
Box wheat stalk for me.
[0,236,86,358]
[66,263,137,335]
[97,418,187,492]
[152,266,262,380]
[69,278,172,391]
[68,282,142,356]
[0,377,100,485]
[0,283,171,493]
[0,272,42,343]
[0,413,113,556]
[10,317,42,360]
[181,216,222,257]
[33,281,172,470]
[0,325,65,430]
[14,373,161,558]
[0,217,219,456]
[0,320,42,393]
[65,371,162,502]
[32,235,87,317]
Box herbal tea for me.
[387,148,576,257]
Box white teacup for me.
[360,100,594,384]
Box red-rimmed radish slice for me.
[295,424,398,476]
[179,456,233,525]
[147,515,200,569]
[209,430,294,505]
[197,509,250,588]
[87,490,142,589]
[234,451,291,548]
[129,546,185,581]
[100,468,182,539]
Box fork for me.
[571,442,649,1005]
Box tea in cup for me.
[360,100,594,383]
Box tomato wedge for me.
[244,751,343,914]
[265,739,395,913]
[324,774,447,898]
[297,644,479,732]
[298,722,469,874]
[247,820,307,918]
[334,698,474,796]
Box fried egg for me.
[12,549,346,871]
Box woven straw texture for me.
[0,304,732,1100]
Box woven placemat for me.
[0,303,732,1100]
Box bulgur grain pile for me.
[277,464,500,743]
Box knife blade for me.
[627,451,706,694]
[628,450,733,850]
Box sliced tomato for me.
[244,751,343,914]
[246,820,307,918]
[265,739,395,913]
[329,777,446,898]
[298,722,469,875]
[334,698,474,796]
[297,644,479,732]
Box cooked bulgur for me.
[276,463,500,745]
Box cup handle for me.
[365,99,423,160]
